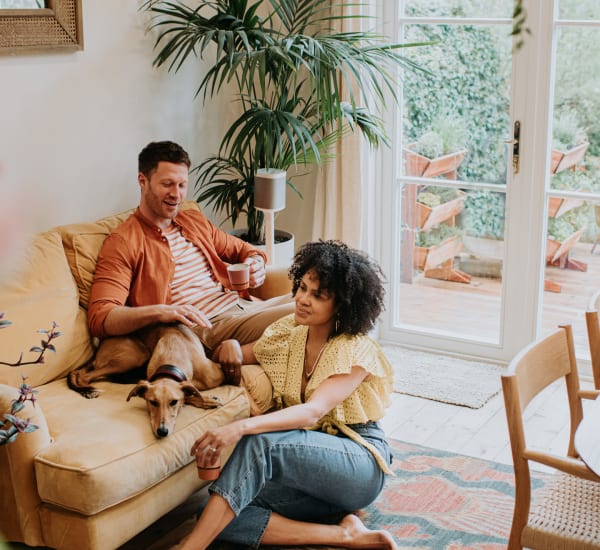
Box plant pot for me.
[462,235,505,261]
[232,228,295,268]
[544,227,588,292]
[403,146,467,178]
[414,236,463,271]
[417,191,466,231]
[546,227,585,266]
[550,142,589,174]
[457,255,503,279]
[548,196,585,218]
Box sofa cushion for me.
[57,202,201,309]
[0,231,94,387]
[57,212,134,309]
[240,363,275,415]
[34,379,249,516]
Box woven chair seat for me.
[523,472,600,549]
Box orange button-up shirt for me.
[87,208,266,338]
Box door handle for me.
[512,120,521,174]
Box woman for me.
[181,240,396,549]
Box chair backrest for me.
[502,325,583,462]
[585,295,600,389]
[501,325,584,548]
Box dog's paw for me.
[81,388,102,399]
[204,395,222,408]
[187,394,222,409]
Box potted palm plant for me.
[404,115,468,179]
[142,0,426,244]
[551,109,589,174]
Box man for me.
[87,141,294,383]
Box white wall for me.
[1,1,207,232]
[0,0,314,249]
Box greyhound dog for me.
[68,323,226,438]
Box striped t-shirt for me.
[164,225,239,319]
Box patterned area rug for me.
[382,345,505,409]
[355,438,546,549]
[253,438,547,550]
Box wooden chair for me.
[585,289,600,391]
[591,204,600,254]
[501,325,600,549]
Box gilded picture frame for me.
[0,0,83,54]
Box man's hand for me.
[103,303,212,336]
[245,255,266,289]
[154,304,212,329]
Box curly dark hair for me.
[288,240,386,336]
[138,141,191,177]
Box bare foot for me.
[339,514,398,549]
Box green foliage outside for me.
[462,191,505,240]
[417,186,463,207]
[403,3,511,184]
[552,109,587,152]
[547,207,591,243]
[411,116,467,158]
[402,1,511,246]
[416,223,461,248]
[555,26,600,157]
[405,0,600,249]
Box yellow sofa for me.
[0,202,290,550]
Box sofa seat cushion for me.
[34,379,249,516]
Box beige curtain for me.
[311,3,363,248]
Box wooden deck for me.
[397,239,600,373]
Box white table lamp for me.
[254,169,286,265]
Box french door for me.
[378,0,600,368]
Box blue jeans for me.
[203,422,391,549]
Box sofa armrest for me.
[249,265,292,301]
[0,384,52,547]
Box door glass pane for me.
[542,12,600,363]
[402,0,512,18]
[396,3,512,343]
[0,0,43,6]
[559,1,600,20]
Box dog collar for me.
[150,364,187,383]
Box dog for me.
[68,323,226,438]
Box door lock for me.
[512,120,521,174]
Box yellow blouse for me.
[253,314,394,473]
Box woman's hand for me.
[191,422,245,462]
[212,339,243,384]
[214,339,243,366]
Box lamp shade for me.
[254,169,286,212]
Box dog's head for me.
[126,378,202,438]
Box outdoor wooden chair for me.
[585,289,600,391]
[501,324,600,549]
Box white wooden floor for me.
[380,377,595,472]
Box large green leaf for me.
[142,0,429,238]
